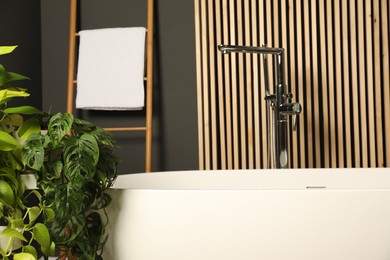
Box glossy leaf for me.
[3,106,43,115]
[32,223,51,254]
[1,227,27,242]
[22,245,38,260]
[48,113,73,147]
[17,118,41,140]
[0,64,30,87]
[14,252,36,260]
[0,179,15,206]
[64,133,99,185]
[43,208,55,222]
[0,46,17,56]
[22,134,49,170]
[0,88,29,102]
[28,206,41,224]
[0,131,20,151]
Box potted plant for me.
[22,112,119,259]
[1,45,119,259]
[0,45,55,259]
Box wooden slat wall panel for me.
[195,0,390,169]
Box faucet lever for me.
[279,103,302,131]
[292,114,298,131]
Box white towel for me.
[76,27,146,110]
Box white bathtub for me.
[103,168,390,260]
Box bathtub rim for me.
[111,167,390,190]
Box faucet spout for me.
[218,45,283,55]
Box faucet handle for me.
[279,102,302,131]
[279,103,302,115]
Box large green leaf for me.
[0,88,29,103]
[64,133,99,185]
[0,63,29,87]
[14,252,36,260]
[0,131,20,151]
[21,245,37,260]
[17,118,41,140]
[32,223,51,254]
[3,106,43,115]
[48,113,73,147]
[1,227,27,242]
[0,179,15,206]
[0,46,17,56]
[0,168,19,188]
[28,206,41,224]
[22,134,49,170]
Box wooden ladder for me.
[66,0,154,173]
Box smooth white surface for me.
[104,168,390,260]
[113,168,390,190]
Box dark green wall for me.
[0,0,42,109]
[40,0,198,173]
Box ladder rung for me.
[75,29,147,36]
[104,126,147,132]
[74,78,146,83]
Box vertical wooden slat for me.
[327,0,337,167]
[194,0,204,170]
[334,0,345,167]
[200,0,210,170]
[342,0,352,167]
[266,0,274,92]
[215,0,226,170]
[207,0,218,169]
[229,0,239,169]
[311,0,321,167]
[244,0,254,169]
[358,0,369,167]
[366,0,377,167]
[273,0,279,48]
[222,0,233,169]
[237,0,247,169]
[373,0,384,166]
[304,0,313,168]
[319,0,330,167]
[350,0,361,167]
[259,0,268,168]
[289,0,299,168]
[252,0,261,169]
[296,0,306,168]
[382,0,390,167]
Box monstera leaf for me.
[22,134,50,170]
[47,113,73,148]
[63,133,99,186]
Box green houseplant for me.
[0,45,55,259]
[0,45,119,260]
[22,112,119,259]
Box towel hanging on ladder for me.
[76,27,146,110]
